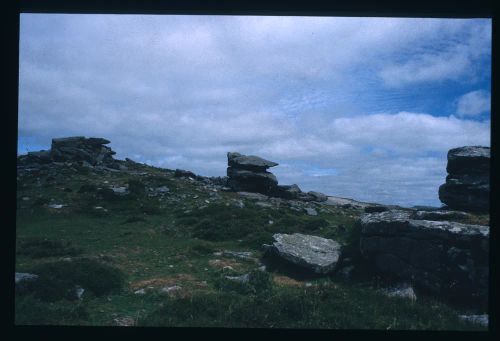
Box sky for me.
[18,14,491,207]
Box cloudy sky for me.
[18,14,491,207]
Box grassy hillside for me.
[15,160,487,329]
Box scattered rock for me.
[222,250,255,261]
[156,186,170,194]
[111,186,128,195]
[75,285,85,299]
[48,204,65,209]
[237,192,269,201]
[15,272,39,284]
[134,289,146,295]
[307,191,328,202]
[458,314,488,327]
[273,184,302,199]
[381,283,417,301]
[225,274,250,283]
[256,201,273,208]
[439,146,490,212]
[266,233,342,274]
[174,169,197,178]
[304,207,318,216]
[159,285,182,296]
[113,317,136,327]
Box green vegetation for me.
[140,279,483,330]
[14,162,487,329]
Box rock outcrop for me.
[438,146,490,212]
[226,152,329,202]
[19,136,120,169]
[226,152,279,195]
[359,210,489,304]
[265,233,342,274]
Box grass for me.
[139,279,484,330]
[14,161,488,329]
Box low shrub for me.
[15,294,89,325]
[25,258,125,301]
[17,238,83,258]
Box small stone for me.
[225,274,250,283]
[458,314,488,327]
[382,283,417,301]
[304,207,318,216]
[134,289,146,295]
[159,285,182,295]
[15,272,39,284]
[48,204,64,209]
[75,286,85,299]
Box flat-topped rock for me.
[227,152,278,170]
[360,210,489,305]
[266,233,342,274]
[446,146,490,174]
[439,146,490,212]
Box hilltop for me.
[15,137,489,329]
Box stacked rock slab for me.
[20,136,119,168]
[226,152,329,201]
[359,210,489,305]
[226,152,279,195]
[438,146,490,212]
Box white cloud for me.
[378,21,491,87]
[17,15,492,207]
[456,90,491,117]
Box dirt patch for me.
[273,274,306,287]
[208,259,242,269]
[113,316,136,326]
[130,273,200,290]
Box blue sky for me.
[18,15,491,207]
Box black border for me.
[7,0,497,339]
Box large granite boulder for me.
[439,146,490,212]
[265,233,342,274]
[359,210,489,304]
[226,152,279,195]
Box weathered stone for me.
[439,146,490,212]
[227,152,278,170]
[412,210,470,221]
[304,207,318,216]
[227,167,278,194]
[15,272,39,284]
[272,184,302,199]
[446,146,490,174]
[360,210,489,304]
[174,169,197,178]
[381,283,417,301]
[458,314,488,327]
[237,190,267,199]
[267,233,342,274]
[225,274,250,283]
[307,191,328,202]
